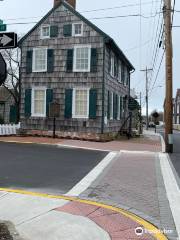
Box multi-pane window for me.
[124,66,127,85]
[33,48,47,72]
[74,46,91,72]
[41,25,50,39]
[118,61,122,83]
[73,89,89,118]
[73,23,83,36]
[110,54,115,77]
[125,68,129,86]
[32,88,46,117]
[117,96,121,120]
[110,92,113,120]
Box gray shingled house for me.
[18,0,135,141]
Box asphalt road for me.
[157,127,180,180]
[0,142,107,194]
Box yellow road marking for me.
[0,188,167,240]
[0,140,57,145]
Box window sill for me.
[31,115,46,118]
[73,70,90,73]
[32,70,47,73]
[72,116,89,119]
[40,36,50,40]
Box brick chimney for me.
[54,0,76,9]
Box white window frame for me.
[40,25,50,39]
[118,61,122,83]
[110,92,113,120]
[72,22,83,37]
[124,66,128,86]
[31,87,47,118]
[73,45,91,72]
[32,48,48,73]
[110,53,115,77]
[177,104,179,114]
[72,88,90,119]
[117,96,121,120]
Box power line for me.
[172,0,176,25]
[2,1,161,22]
[4,12,161,26]
[89,13,159,20]
[124,39,152,52]
[149,50,165,96]
[148,0,164,93]
[81,1,161,13]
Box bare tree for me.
[1,48,20,123]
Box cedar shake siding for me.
[19,1,134,141]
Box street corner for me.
[54,198,168,240]
[0,188,169,240]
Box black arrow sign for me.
[0,32,17,49]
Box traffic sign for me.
[0,32,17,49]
[0,53,7,86]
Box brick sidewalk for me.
[80,151,177,239]
[0,134,162,152]
[56,201,156,240]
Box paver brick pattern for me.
[81,152,161,222]
[56,201,156,240]
[0,134,161,152]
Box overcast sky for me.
[0,0,179,115]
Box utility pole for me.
[141,67,153,130]
[163,0,173,153]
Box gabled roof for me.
[18,0,134,70]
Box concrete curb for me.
[159,152,180,239]
[0,188,168,240]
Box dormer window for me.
[73,23,83,36]
[41,25,50,39]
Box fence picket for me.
[0,123,21,136]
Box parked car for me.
[149,122,155,128]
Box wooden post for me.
[164,0,173,153]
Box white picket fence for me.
[0,123,21,136]
[174,124,180,131]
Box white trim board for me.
[65,151,117,197]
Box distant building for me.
[173,89,180,124]
[18,0,135,141]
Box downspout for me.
[101,40,106,134]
